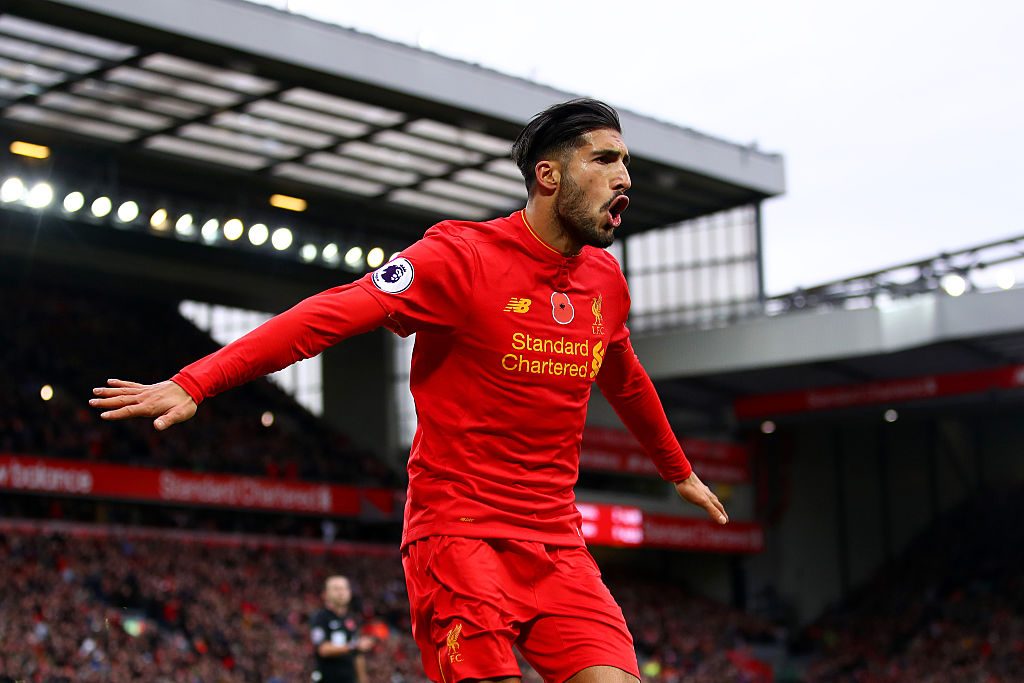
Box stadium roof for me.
[0,0,785,243]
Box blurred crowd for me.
[3,483,1022,682]
[0,282,397,487]
[0,522,777,683]
[0,526,420,683]
[610,580,778,683]
[799,484,1024,683]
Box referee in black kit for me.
[310,575,374,683]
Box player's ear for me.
[534,159,560,194]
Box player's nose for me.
[613,165,631,192]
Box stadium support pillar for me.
[926,421,939,522]
[875,425,894,564]
[972,424,986,490]
[320,328,390,458]
[754,202,766,308]
[832,428,851,596]
[730,556,747,610]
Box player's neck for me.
[524,201,581,256]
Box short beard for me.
[555,172,614,249]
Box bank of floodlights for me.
[0,170,389,273]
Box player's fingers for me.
[92,386,143,398]
[698,485,725,523]
[99,403,153,420]
[706,492,728,524]
[154,403,195,431]
[89,393,144,409]
[107,379,145,388]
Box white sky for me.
[264,0,1022,294]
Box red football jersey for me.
[356,211,691,547]
[173,210,692,548]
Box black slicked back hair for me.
[510,98,622,194]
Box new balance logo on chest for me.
[503,297,532,313]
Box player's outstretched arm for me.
[87,284,388,431]
[675,471,728,525]
[90,379,197,431]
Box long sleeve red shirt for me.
[174,211,691,547]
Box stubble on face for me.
[555,171,615,250]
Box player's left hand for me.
[675,472,728,524]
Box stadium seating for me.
[0,282,397,488]
[5,483,1019,682]
[799,484,1024,682]
[0,522,418,682]
[0,520,776,683]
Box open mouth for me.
[607,195,629,228]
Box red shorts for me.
[402,536,639,683]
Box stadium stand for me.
[3,481,1020,682]
[6,277,1022,681]
[0,280,397,488]
[0,519,782,683]
[0,521,417,682]
[798,483,1024,683]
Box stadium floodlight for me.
[223,218,244,241]
[63,191,85,213]
[996,269,1015,290]
[940,273,967,297]
[248,223,269,246]
[10,141,50,159]
[117,201,140,223]
[269,193,306,212]
[201,219,219,243]
[884,409,899,423]
[1,177,25,203]
[271,227,293,251]
[261,411,275,427]
[25,182,54,209]
[322,242,339,264]
[366,247,385,269]
[175,213,194,236]
[344,246,363,267]
[150,209,169,231]
[388,252,400,263]
[300,243,318,262]
[91,196,112,218]
[40,384,54,401]
[760,420,776,435]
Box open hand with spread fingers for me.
[89,379,197,431]
[675,471,729,524]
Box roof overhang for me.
[0,0,785,244]
[633,288,1024,424]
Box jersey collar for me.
[514,209,590,266]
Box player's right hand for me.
[89,379,197,431]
